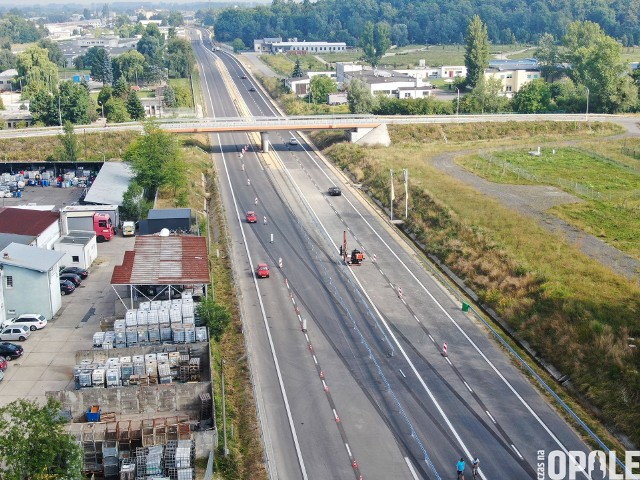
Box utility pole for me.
[390,169,394,221]
[403,168,409,218]
[221,358,228,457]
[58,94,62,128]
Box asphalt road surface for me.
[193,31,614,480]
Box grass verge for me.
[321,122,640,447]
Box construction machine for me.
[340,231,365,266]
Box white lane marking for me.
[268,144,479,472]
[463,381,472,393]
[345,443,352,457]
[486,410,496,424]
[399,369,406,378]
[294,133,590,477]
[428,334,435,343]
[204,58,308,479]
[333,409,339,421]
[445,357,453,366]
[312,355,318,365]
[304,333,310,343]
[512,444,524,460]
[405,457,420,480]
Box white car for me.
[2,314,47,331]
[289,137,298,145]
[0,325,30,342]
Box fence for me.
[204,449,214,480]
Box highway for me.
[194,31,611,480]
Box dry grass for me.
[0,131,140,162]
[323,123,640,446]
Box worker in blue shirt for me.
[457,458,466,479]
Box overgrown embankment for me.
[317,121,640,447]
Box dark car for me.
[328,186,342,196]
[241,74,247,79]
[0,342,24,360]
[60,279,75,295]
[248,86,256,92]
[60,273,82,286]
[61,266,89,279]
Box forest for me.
[213,0,640,48]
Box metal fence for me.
[204,449,214,480]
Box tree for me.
[197,297,230,342]
[56,121,80,162]
[126,91,145,120]
[166,38,195,78]
[37,38,66,68]
[112,49,145,84]
[292,59,304,78]
[16,45,58,98]
[97,85,113,112]
[83,8,91,20]
[137,24,165,66]
[461,77,510,113]
[535,33,562,82]
[0,48,16,71]
[512,79,553,113]
[309,75,337,104]
[232,38,246,53]
[72,55,85,70]
[29,88,57,125]
[102,3,110,19]
[112,77,130,99]
[0,397,82,479]
[120,181,144,221]
[360,21,391,67]
[562,21,636,113]
[123,121,184,196]
[390,23,409,47]
[57,80,96,125]
[464,15,489,89]
[104,97,130,123]
[90,48,113,85]
[167,11,184,27]
[163,84,177,107]
[346,79,377,113]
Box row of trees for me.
[212,0,640,49]
[0,14,45,43]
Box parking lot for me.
[1,182,84,209]
[0,222,130,406]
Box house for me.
[484,67,542,96]
[0,243,65,320]
[138,209,192,235]
[255,37,347,54]
[54,231,98,270]
[0,208,60,249]
[284,71,336,97]
[0,110,33,129]
[0,69,17,92]
[141,97,164,117]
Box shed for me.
[0,243,64,320]
[111,235,209,308]
[138,209,192,235]
[54,231,98,269]
[82,162,135,207]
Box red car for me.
[0,356,7,371]
[246,211,257,223]
[256,264,270,278]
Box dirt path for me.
[431,151,640,281]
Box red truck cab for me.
[94,213,115,242]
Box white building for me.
[0,69,16,92]
[484,68,541,96]
[0,207,60,250]
[342,67,432,99]
[255,37,347,54]
[54,231,98,270]
[394,65,467,81]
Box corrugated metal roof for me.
[0,208,59,236]
[83,162,135,206]
[0,243,64,272]
[110,236,209,285]
[148,208,192,220]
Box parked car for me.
[246,211,257,223]
[0,325,31,342]
[327,186,342,196]
[255,263,270,278]
[61,266,89,279]
[60,273,82,286]
[0,356,7,371]
[2,314,47,331]
[60,279,76,296]
[289,137,298,145]
[0,342,24,360]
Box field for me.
[315,121,640,448]
[258,54,328,77]
[458,147,640,258]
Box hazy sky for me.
[14,0,262,4]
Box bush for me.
[197,297,231,341]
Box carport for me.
[110,235,209,309]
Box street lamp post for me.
[585,87,590,121]
[456,87,460,117]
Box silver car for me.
[0,325,31,342]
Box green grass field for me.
[259,54,328,77]
[458,147,640,258]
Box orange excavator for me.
[339,231,365,266]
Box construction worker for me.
[472,458,480,479]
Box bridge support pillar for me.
[261,132,270,152]
[349,124,391,147]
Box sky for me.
[11,0,262,4]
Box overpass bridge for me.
[0,113,615,149]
